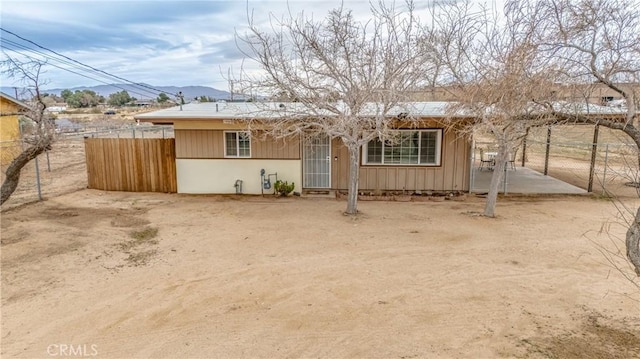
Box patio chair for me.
[479,148,495,170]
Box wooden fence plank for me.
[84,138,177,193]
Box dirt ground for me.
[1,190,639,358]
[0,138,89,209]
[2,121,640,357]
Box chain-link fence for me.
[1,124,174,209]
[473,125,640,197]
[58,123,174,139]
[7,122,640,205]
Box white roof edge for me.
[134,101,461,120]
[134,100,627,121]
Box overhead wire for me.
[1,39,162,99]
[0,27,179,98]
[0,27,174,96]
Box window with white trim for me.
[364,130,441,165]
[224,131,251,158]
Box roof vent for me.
[215,101,227,113]
[278,103,286,109]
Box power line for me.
[0,27,172,96]
[0,27,177,98]
[1,39,161,99]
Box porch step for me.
[302,190,335,198]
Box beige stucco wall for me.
[176,159,302,194]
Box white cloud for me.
[1,0,505,90]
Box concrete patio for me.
[470,166,588,194]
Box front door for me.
[303,134,331,188]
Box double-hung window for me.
[364,129,441,166]
[224,131,251,158]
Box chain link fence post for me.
[34,155,42,201]
[588,124,599,192]
[544,126,551,175]
[503,164,508,194]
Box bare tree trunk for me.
[1,142,51,205]
[626,207,640,276]
[345,145,360,215]
[483,149,508,217]
[616,126,640,186]
[633,135,640,188]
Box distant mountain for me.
[2,84,233,101]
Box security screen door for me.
[303,134,331,188]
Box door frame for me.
[302,134,331,189]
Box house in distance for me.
[0,92,31,165]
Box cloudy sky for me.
[1,0,501,92]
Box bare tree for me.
[435,0,640,275]
[236,1,430,214]
[527,0,640,275]
[1,56,55,205]
[627,208,640,276]
[534,0,640,150]
[430,1,556,217]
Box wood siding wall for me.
[253,135,301,159]
[175,129,300,159]
[173,127,468,192]
[175,130,222,158]
[331,130,470,192]
[85,138,177,193]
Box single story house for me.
[0,92,30,165]
[135,101,473,195]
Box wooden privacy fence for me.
[85,138,177,193]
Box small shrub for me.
[274,180,295,197]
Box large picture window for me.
[224,131,251,158]
[364,130,441,165]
